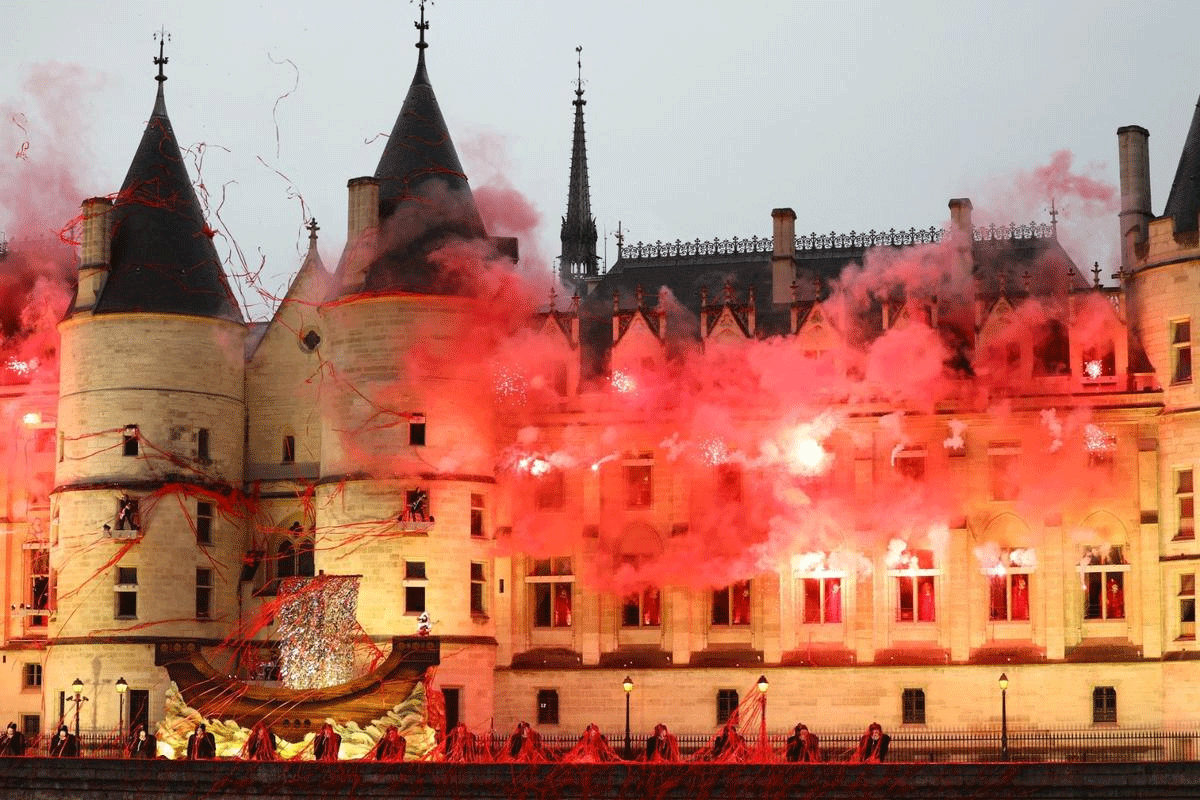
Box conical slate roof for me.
[1163,96,1200,235]
[94,80,242,322]
[358,45,488,295]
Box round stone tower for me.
[49,53,246,735]
[314,21,511,729]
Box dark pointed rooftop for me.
[359,36,488,295]
[94,74,242,323]
[1163,96,1200,234]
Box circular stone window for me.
[300,329,321,352]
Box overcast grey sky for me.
[2,0,1198,320]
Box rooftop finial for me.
[307,218,320,245]
[154,27,171,83]
[1048,197,1058,235]
[415,0,430,51]
[575,46,583,97]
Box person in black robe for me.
[0,722,25,756]
[186,723,217,759]
[785,722,820,763]
[372,727,406,761]
[127,725,157,758]
[241,722,278,761]
[851,722,890,763]
[48,725,80,757]
[313,723,341,762]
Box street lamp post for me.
[756,674,769,754]
[116,677,128,741]
[622,676,633,760]
[998,673,1009,761]
[71,678,89,739]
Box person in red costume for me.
[644,723,680,762]
[505,721,552,762]
[372,727,407,761]
[851,722,890,763]
[917,578,935,621]
[312,723,340,762]
[562,723,621,763]
[1011,575,1030,621]
[241,722,278,761]
[442,723,489,762]
[731,581,751,625]
[554,587,573,627]
[1108,577,1125,618]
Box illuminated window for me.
[716,689,739,726]
[988,442,1020,501]
[799,576,843,624]
[1180,574,1195,639]
[712,580,751,626]
[470,493,486,538]
[622,586,662,627]
[1176,469,1194,541]
[894,448,926,481]
[409,414,426,446]
[122,425,139,457]
[115,496,141,531]
[717,463,743,503]
[1172,319,1192,385]
[1033,318,1070,376]
[22,663,41,689]
[535,471,566,510]
[115,567,138,619]
[529,558,574,628]
[536,689,559,725]
[196,501,214,545]
[27,547,49,628]
[890,549,937,622]
[1092,686,1117,724]
[1080,546,1129,621]
[196,568,213,619]
[987,549,1034,622]
[281,435,295,464]
[470,562,487,616]
[902,688,925,724]
[404,489,431,522]
[624,460,653,509]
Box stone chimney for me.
[74,197,113,312]
[341,177,380,291]
[1117,125,1152,270]
[949,197,975,281]
[771,208,797,305]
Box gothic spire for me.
[559,45,599,288]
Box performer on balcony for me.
[644,723,680,762]
[372,727,407,761]
[785,722,820,762]
[313,723,340,761]
[506,721,552,762]
[186,723,216,759]
[851,722,890,763]
[562,722,621,763]
[241,722,278,760]
[49,725,80,757]
[0,722,25,756]
[127,725,157,758]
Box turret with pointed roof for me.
[559,47,599,291]
[1163,96,1200,235]
[91,39,242,323]
[341,4,500,296]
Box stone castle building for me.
[4,20,1200,747]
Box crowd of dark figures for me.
[0,718,891,764]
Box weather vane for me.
[414,0,431,50]
[154,27,171,83]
